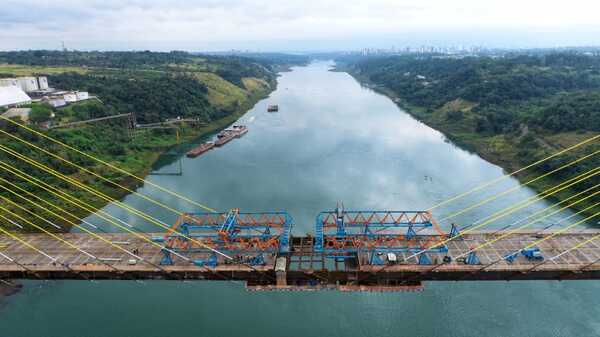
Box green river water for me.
[1,61,598,337]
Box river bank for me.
[0,83,274,298]
[75,86,276,226]
[337,64,598,219]
[1,81,275,235]
[3,61,595,337]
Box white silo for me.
[38,77,49,90]
[17,77,39,92]
[0,78,19,87]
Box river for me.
[1,61,598,337]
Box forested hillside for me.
[345,53,600,132]
[0,51,306,231]
[0,50,293,124]
[341,52,600,216]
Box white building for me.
[0,86,32,108]
[17,77,39,92]
[37,77,49,90]
[46,98,66,108]
[76,91,89,101]
[63,92,77,103]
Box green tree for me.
[29,104,53,123]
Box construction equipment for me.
[521,247,544,261]
[314,205,448,262]
[157,209,293,266]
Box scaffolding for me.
[315,207,448,262]
[157,209,293,266]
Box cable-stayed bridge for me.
[2,229,600,292]
[0,116,597,292]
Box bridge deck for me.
[359,230,600,273]
[0,233,275,273]
[2,231,600,290]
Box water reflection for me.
[1,60,593,337]
[80,61,580,233]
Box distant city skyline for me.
[2,0,600,52]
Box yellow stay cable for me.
[487,184,599,233]
[455,191,600,259]
[0,144,230,258]
[404,166,599,260]
[0,172,269,284]
[546,223,600,264]
[1,116,596,215]
[511,212,599,256]
[0,187,163,268]
[0,129,190,218]
[355,167,600,283]
[0,216,57,262]
[2,128,596,228]
[0,202,123,272]
[438,150,598,222]
[0,171,249,283]
[0,165,190,262]
[427,134,599,211]
[0,116,216,212]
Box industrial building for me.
[76,91,89,100]
[62,91,89,103]
[0,75,90,111]
[43,97,67,108]
[0,86,32,108]
[63,92,77,103]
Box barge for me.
[215,130,237,146]
[214,124,248,147]
[232,125,248,137]
[186,141,215,158]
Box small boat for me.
[215,131,236,146]
[232,125,248,137]
[267,105,279,112]
[186,142,215,158]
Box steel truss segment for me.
[315,208,449,261]
[161,210,293,265]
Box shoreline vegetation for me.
[335,56,599,220]
[0,51,308,234]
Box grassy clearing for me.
[0,63,88,76]
[192,72,248,109]
[242,77,270,92]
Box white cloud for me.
[1,0,599,51]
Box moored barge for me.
[186,141,215,158]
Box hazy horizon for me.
[2,0,600,52]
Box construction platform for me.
[2,230,600,291]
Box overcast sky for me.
[2,0,600,52]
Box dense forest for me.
[340,52,600,216]
[344,53,600,133]
[0,50,293,75]
[49,74,216,124]
[0,50,308,124]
